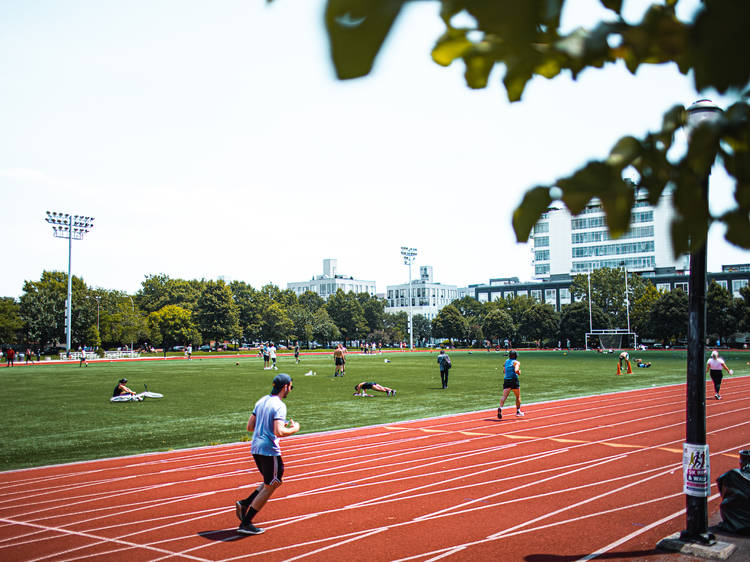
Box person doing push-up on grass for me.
[353,381,396,397]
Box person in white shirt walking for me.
[706,350,733,400]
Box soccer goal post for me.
[585,329,638,351]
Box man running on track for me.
[235,373,299,535]
[498,350,524,419]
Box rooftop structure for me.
[287,259,376,299]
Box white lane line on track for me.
[4,492,222,550]
[167,449,688,560]
[576,493,722,561]
[0,517,211,562]
[31,506,231,562]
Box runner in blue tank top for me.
[498,350,524,420]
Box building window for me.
[559,288,571,305]
[571,256,655,273]
[478,292,488,302]
[545,289,557,305]
[504,291,515,299]
[674,282,688,292]
[717,280,728,290]
[535,264,550,275]
[631,210,654,223]
[517,290,528,297]
[530,290,542,302]
[571,241,654,258]
[534,236,549,248]
[657,283,671,292]
[535,250,550,261]
[533,222,549,234]
[732,279,748,297]
[571,216,606,230]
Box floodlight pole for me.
[680,99,722,545]
[400,246,417,350]
[621,262,632,347]
[45,212,95,358]
[586,265,593,350]
[128,296,135,353]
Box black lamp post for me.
[680,99,722,544]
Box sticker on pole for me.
[683,443,710,497]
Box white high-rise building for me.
[385,266,459,321]
[287,259,376,299]
[530,188,689,279]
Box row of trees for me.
[0,272,418,352]
[1,268,749,351]
[430,268,750,348]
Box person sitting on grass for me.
[636,359,652,368]
[353,381,396,397]
[113,378,138,398]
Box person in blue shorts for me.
[235,373,299,535]
[498,350,524,419]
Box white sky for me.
[1,0,748,299]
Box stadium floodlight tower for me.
[45,212,95,358]
[400,246,417,350]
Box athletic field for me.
[1,373,748,560]
[2,349,748,471]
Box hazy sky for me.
[1,0,748,299]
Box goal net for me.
[585,330,637,351]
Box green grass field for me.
[1,349,747,471]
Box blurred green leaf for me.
[325,0,405,79]
[599,0,623,13]
[512,186,551,243]
[690,0,750,93]
[606,136,641,169]
[432,29,473,66]
[722,209,750,248]
[464,53,493,89]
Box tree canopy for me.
[320,0,750,256]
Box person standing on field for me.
[333,344,345,377]
[437,348,451,389]
[498,350,524,419]
[268,342,278,370]
[235,373,299,535]
[706,349,733,400]
[294,342,300,364]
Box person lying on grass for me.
[353,381,396,397]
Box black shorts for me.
[335,357,344,366]
[361,382,375,390]
[253,454,284,485]
[503,376,520,390]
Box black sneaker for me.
[238,523,264,535]
[497,408,502,420]
[235,501,248,522]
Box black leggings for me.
[709,369,723,393]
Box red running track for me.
[1,378,748,561]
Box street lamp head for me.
[686,99,722,138]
